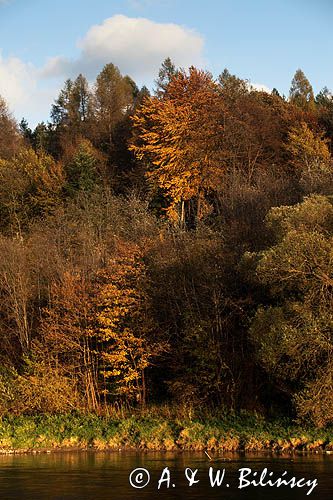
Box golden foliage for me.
[286,122,331,173]
[0,147,64,223]
[94,240,165,403]
[130,68,224,222]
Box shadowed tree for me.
[63,139,106,197]
[316,87,333,151]
[247,195,333,426]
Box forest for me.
[0,58,332,432]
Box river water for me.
[0,451,331,499]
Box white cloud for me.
[0,52,58,125]
[0,15,205,126]
[250,82,271,93]
[0,52,36,107]
[42,15,205,82]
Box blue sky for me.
[0,0,332,126]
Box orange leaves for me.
[130,67,225,223]
[38,237,164,405]
[94,241,159,401]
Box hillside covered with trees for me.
[0,59,332,430]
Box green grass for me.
[0,407,333,453]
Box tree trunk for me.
[180,199,185,229]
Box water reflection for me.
[0,451,332,499]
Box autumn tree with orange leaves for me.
[94,241,165,406]
[130,67,224,226]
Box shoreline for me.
[1,447,333,457]
[1,413,333,455]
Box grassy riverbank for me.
[1,409,333,454]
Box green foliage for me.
[249,195,333,426]
[0,410,332,452]
[64,140,104,196]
